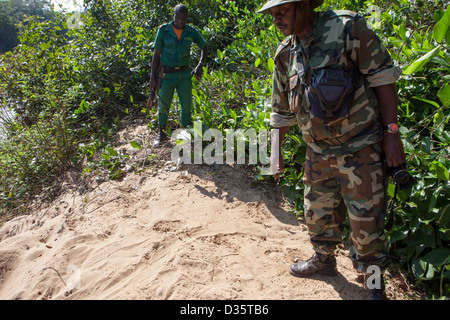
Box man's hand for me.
[192,65,203,80]
[270,149,284,180]
[373,84,406,168]
[149,76,157,90]
[383,131,405,168]
[146,91,156,109]
[270,126,289,180]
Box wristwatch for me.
[384,123,399,134]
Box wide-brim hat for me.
[257,0,324,14]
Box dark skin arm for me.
[149,49,162,92]
[373,83,406,168]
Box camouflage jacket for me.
[270,10,402,155]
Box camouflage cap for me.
[257,0,324,14]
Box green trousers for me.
[158,69,192,127]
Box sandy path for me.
[0,162,372,300]
[0,123,388,300]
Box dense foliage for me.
[0,0,448,298]
[0,0,54,53]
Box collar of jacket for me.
[160,22,195,38]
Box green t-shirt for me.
[154,22,207,68]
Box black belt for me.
[163,66,189,73]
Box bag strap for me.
[295,48,310,88]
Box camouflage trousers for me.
[303,142,390,273]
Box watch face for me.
[388,123,398,133]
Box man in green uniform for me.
[149,4,207,146]
[258,0,406,299]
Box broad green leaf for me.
[437,84,450,107]
[421,136,431,153]
[403,47,441,75]
[423,248,450,267]
[247,45,260,56]
[130,141,142,149]
[433,109,445,129]
[217,49,223,61]
[74,100,90,115]
[388,227,408,244]
[412,258,435,279]
[106,147,118,157]
[429,161,449,180]
[437,131,450,144]
[433,6,450,43]
[437,204,450,228]
[412,96,440,109]
[267,58,275,73]
[399,23,407,40]
[427,185,443,212]
[252,81,261,94]
[387,183,396,198]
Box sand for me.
[0,123,403,300]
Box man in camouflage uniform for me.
[258,0,406,299]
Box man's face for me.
[173,12,188,29]
[269,3,296,37]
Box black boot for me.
[153,126,167,147]
[289,253,338,277]
[368,274,388,300]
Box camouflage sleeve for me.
[270,48,297,128]
[349,18,402,87]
